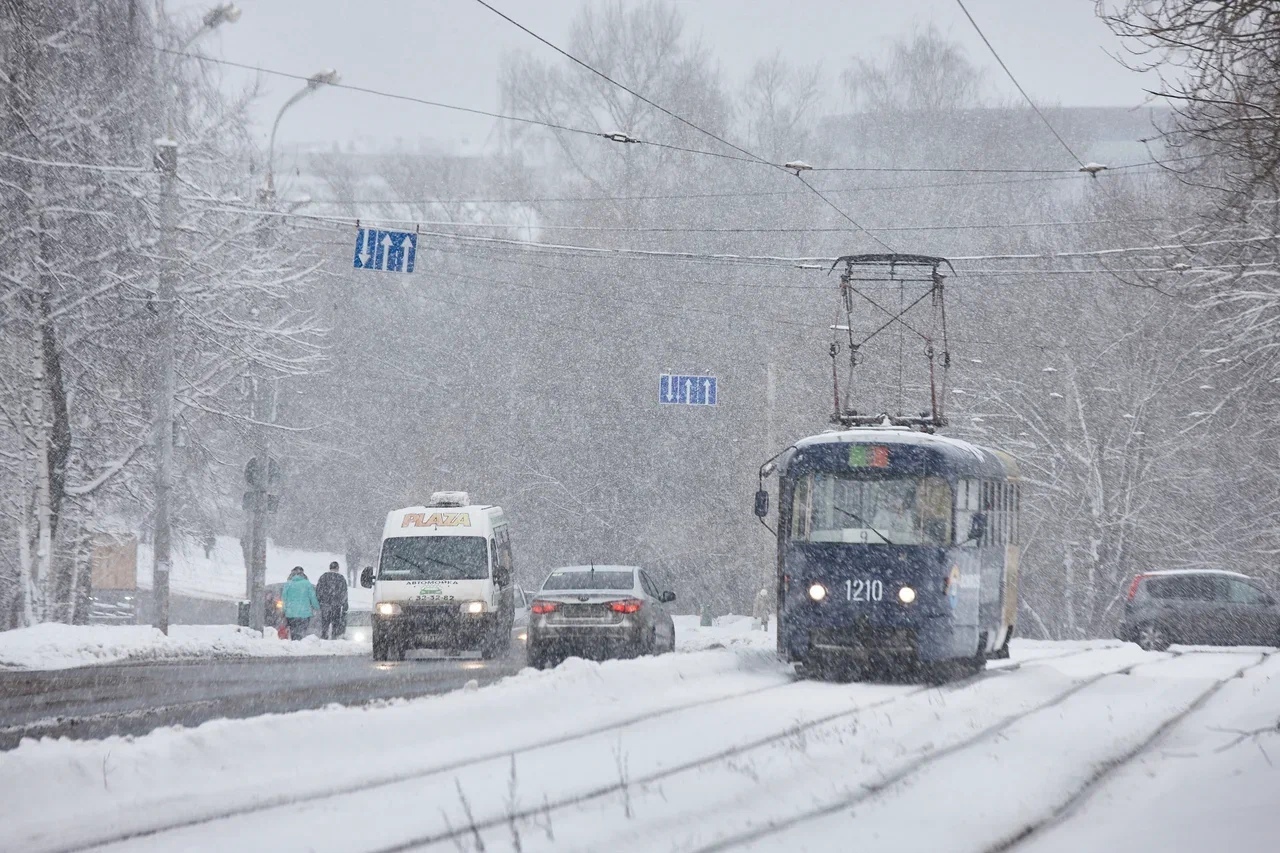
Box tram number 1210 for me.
[847,579,884,602]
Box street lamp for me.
[263,69,340,201]
[180,3,241,51]
[151,2,240,636]
[241,69,337,632]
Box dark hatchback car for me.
[1119,569,1280,651]
[526,565,676,669]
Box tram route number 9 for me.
[846,579,884,602]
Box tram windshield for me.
[790,473,953,546]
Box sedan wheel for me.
[1137,622,1170,652]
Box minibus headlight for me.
[898,585,917,604]
[462,600,486,615]
[375,602,402,617]
[808,583,827,602]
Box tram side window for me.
[973,480,1019,547]
[997,484,1008,544]
[980,482,1000,544]
[790,475,812,540]
[916,477,953,545]
[988,482,1020,546]
[956,478,982,548]
[1011,485,1020,545]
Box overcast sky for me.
[170,0,1154,155]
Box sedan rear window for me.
[542,570,635,591]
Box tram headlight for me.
[808,583,827,602]
[898,585,917,604]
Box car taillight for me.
[530,600,558,614]
[1126,575,1148,600]
[608,598,643,614]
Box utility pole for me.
[146,4,242,635]
[244,443,278,633]
[151,138,179,635]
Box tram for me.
[753,254,1021,679]
[756,426,1020,678]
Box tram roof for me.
[791,427,1019,479]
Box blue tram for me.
[756,426,1021,678]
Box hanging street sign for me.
[659,374,717,406]
[353,228,417,273]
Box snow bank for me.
[674,613,775,652]
[0,644,788,853]
[0,623,368,670]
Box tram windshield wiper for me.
[832,505,895,545]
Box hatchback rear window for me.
[1144,576,1224,601]
[542,570,635,591]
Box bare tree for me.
[0,2,328,627]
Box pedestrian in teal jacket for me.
[281,567,320,641]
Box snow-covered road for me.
[3,619,1277,853]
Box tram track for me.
[56,675,792,853]
[691,649,1274,853]
[362,645,1108,853]
[51,644,1108,853]
[985,648,1278,853]
[55,640,1100,845]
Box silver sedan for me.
[526,565,676,669]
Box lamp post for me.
[151,4,239,635]
[261,69,340,203]
[242,70,338,633]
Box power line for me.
[204,199,1280,270]
[36,21,1200,188]
[0,149,151,174]
[33,20,781,170]
[811,165,1071,174]
[234,204,1279,282]
[469,0,772,169]
[237,213,1189,235]
[278,165,1177,209]
[955,0,1087,168]
[469,0,895,252]
[953,233,1280,262]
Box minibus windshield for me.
[378,536,489,580]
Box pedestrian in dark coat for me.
[316,561,349,640]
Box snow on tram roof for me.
[1140,568,1254,580]
[794,427,988,462]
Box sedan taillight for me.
[608,598,643,614]
[530,600,558,614]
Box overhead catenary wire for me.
[213,200,1280,271]
[253,161,1191,211]
[954,0,1087,169]
[219,213,1193,235]
[469,0,895,252]
[0,148,152,174]
[27,19,1169,182]
[267,222,1169,359]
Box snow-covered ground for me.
[2,617,1277,853]
[0,623,369,670]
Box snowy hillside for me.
[134,534,371,609]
